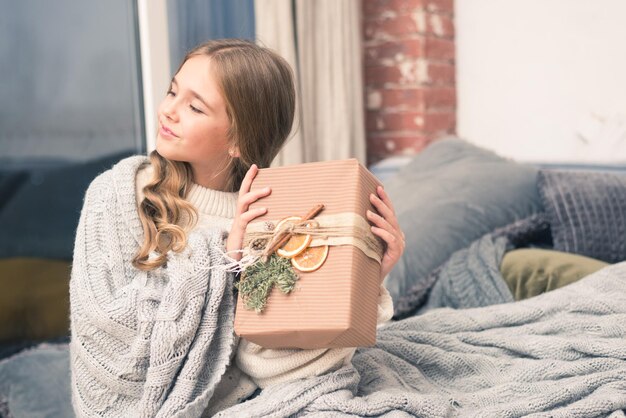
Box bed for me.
[1,138,625,417]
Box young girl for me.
[70,39,404,417]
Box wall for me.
[362,0,457,164]
[455,0,626,164]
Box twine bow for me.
[258,204,325,261]
[230,203,385,313]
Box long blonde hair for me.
[132,39,296,271]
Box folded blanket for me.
[218,262,626,417]
[394,213,552,318]
[418,234,514,312]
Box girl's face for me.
[156,55,235,187]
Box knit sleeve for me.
[69,169,237,417]
[235,282,394,389]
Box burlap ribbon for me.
[243,213,384,264]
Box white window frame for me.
[137,0,171,153]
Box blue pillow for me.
[384,137,542,317]
[0,170,29,213]
[0,151,134,260]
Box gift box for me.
[234,159,384,349]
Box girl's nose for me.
[162,99,179,122]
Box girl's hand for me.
[226,164,271,261]
[367,186,405,282]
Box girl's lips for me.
[159,125,178,139]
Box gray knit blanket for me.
[220,263,626,417]
[418,234,514,313]
[70,156,237,417]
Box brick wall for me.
[363,0,456,164]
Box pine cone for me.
[251,238,268,251]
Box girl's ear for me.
[229,146,240,158]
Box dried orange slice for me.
[275,216,312,258]
[291,245,329,272]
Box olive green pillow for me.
[500,248,609,301]
[0,258,70,342]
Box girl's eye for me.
[190,104,203,114]
[166,89,176,97]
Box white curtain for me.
[254,0,366,165]
[254,0,305,166]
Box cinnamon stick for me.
[265,204,325,257]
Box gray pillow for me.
[537,169,626,263]
[0,343,72,418]
[384,137,542,317]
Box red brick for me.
[364,15,420,41]
[365,65,404,86]
[382,89,422,108]
[363,0,425,17]
[362,0,456,163]
[424,0,454,14]
[366,110,424,132]
[423,111,456,133]
[364,39,424,67]
[426,62,455,85]
[425,37,455,60]
[423,87,456,109]
[426,13,455,38]
[366,88,423,110]
[366,87,454,111]
[367,12,455,39]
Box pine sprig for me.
[235,254,299,313]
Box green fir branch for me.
[234,254,299,313]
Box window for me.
[0,0,144,169]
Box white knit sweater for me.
[134,161,394,416]
[71,157,239,417]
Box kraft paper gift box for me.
[234,158,384,349]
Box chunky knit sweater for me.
[70,156,238,417]
[134,160,394,415]
[71,156,393,416]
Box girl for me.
[70,39,404,417]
